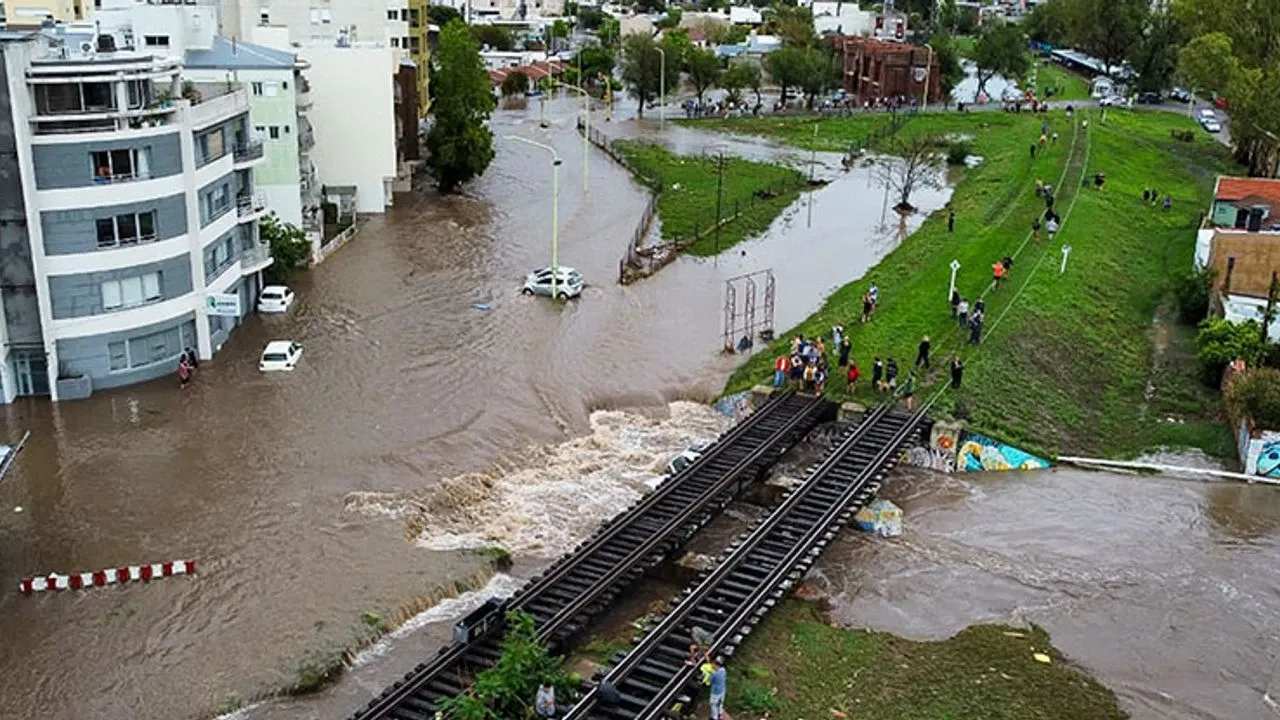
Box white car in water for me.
[645,441,714,490]
[257,285,295,314]
[1201,118,1223,133]
[259,340,302,372]
[522,266,584,299]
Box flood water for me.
[814,466,1280,720]
[0,97,936,720]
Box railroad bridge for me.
[350,393,931,720]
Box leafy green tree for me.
[428,5,461,26]
[621,32,679,116]
[1226,368,1280,429]
[576,45,617,84]
[1130,11,1183,93]
[471,24,515,51]
[260,214,309,281]
[501,70,530,96]
[1178,31,1239,98]
[939,0,959,33]
[722,60,763,109]
[684,46,722,105]
[1066,0,1147,75]
[931,33,966,106]
[972,22,1029,100]
[439,612,577,720]
[797,47,836,108]
[1023,0,1069,46]
[427,21,496,193]
[656,7,682,28]
[766,5,818,49]
[599,16,620,47]
[765,46,808,104]
[577,6,605,30]
[1197,317,1265,384]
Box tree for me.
[577,6,605,30]
[766,5,818,49]
[1197,317,1265,384]
[576,45,617,84]
[931,34,966,107]
[427,5,461,26]
[599,16,620,47]
[939,0,959,34]
[1023,0,1069,46]
[500,70,530,96]
[684,46,722,105]
[471,25,515,51]
[972,22,1029,101]
[872,134,944,211]
[656,7,682,29]
[261,214,309,281]
[688,15,733,45]
[1130,11,1183,93]
[621,32,678,116]
[766,46,808,104]
[1066,0,1147,75]
[797,47,836,109]
[1178,31,1239,98]
[722,60,763,109]
[427,21,496,193]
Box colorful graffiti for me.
[956,432,1051,472]
[714,391,752,422]
[1242,428,1280,478]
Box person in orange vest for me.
[992,260,1006,288]
[773,354,790,388]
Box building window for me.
[282,81,288,90]
[251,81,264,96]
[387,9,397,19]
[263,81,278,97]
[125,80,153,109]
[91,148,150,183]
[259,7,270,24]
[198,129,226,165]
[410,36,421,53]
[320,8,331,22]
[95,211,158,248]
[253,124,267,139]
[268,126,280,140]
[310,8,321,24]
[107,341,128,371]
[143,35,170,47]
[101,272,162,311]
[36,82,116,114]
[402,35,410,47]
[391,37,400,48]
[206,235,235,278]
[127,327,180,367]
[203,183,231,223]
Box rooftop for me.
[1216,177,1280,207]
[185,36,296,70]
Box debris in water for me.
[472,303,492,311]
[1033,653,1052,664]
[13,506,21,513]
[854,499,903,537]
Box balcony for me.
[240,242,274,274]
[188,87,251,130]
[236,191,268,222]
[233,140,266,167]
[298,126,316,152]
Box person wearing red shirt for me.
[846,361,860,392]
[774,354,790,387]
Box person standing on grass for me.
[902,374,916,410]
[951,289,961,318]
[861,291,873,323]
[1030,143,1037,159]
[1046,216,1059,240]
[789,352,804,386]
[832,324,844,352]
[847,360,860,392]
[992,261,1006,288]
[957,297,970,328]
[869,283,879,311]
[802,361,817,393]
[839,335,851,367]
[885,357,899,391]
[951,357,964,389]
[1032,217,1041,240]
[975,296,986,315]
[872,356,884,392]
[969,316,983,345]
[948,209,955,233]
[708,656,727,720]
[1163,194,1172,211]
[773,354,790,388]
[916,335,931,369]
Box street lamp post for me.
[558,80,591,192]
[505,135,563,299]
[656,46,666,130]
[948,259,960,302]
[920,43,933,110]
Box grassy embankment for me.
[1032,60,1093,101]
[612,140,805,256]
[705,108,1235,460]
[726,599,1127,720]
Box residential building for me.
[1195,177,1280,338]
[832,36,942,105]
[218,0,431,120]
[715,32,782,62]
[0,24,269,402]
[2,0,88,27]
[811,2,875,37]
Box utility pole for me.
[715,152,725,255]
[1263,271,1279,344]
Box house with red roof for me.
[1196,176,1280,336]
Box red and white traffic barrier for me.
[18,560,196,594]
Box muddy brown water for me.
[0,98,947,720]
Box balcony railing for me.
[234,140,265,163]
[240,242,273,273]
[298,128,315,151]
[236,191,267,219]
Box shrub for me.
[1172,266,1216,325]
[1226,367,1280,429]
[1195,317,1265,385]
[946,140,972,166]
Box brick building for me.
[831,37,942,105]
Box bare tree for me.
[869,134,944,213]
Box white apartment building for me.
[218,0,409,47]
[0,24,270,402]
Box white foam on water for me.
[352,572,526,667]
[348,401,730,556]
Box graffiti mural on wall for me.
[1243,428,1280,478]
[956,431,1051,472]
[901,422,959,473]
[714,391,752,422]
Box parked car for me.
[1170,87,1192,103]
[1201,118,1223,133]
[1214,96,1229,109]
[1137,91,1163,104]
[259,340,303,372]
[257,285,295,314]
[522,266,584,299]
[1198,108,1218,122]
[1098,95,1125,107]
[665,441,714,476]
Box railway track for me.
[350,391,831,720]
[563,403,927,720]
